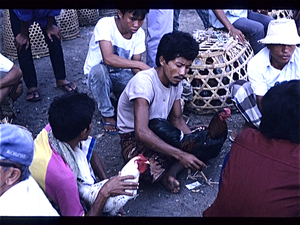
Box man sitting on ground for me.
[0,123,59,216]
[30,92,139,216]
[83,9,150,134]
[0,53,23,121]
[117,31,206,194]
[229,18,300,140]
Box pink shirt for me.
[30,124,85,216]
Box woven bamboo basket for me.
[3,9,49,61]
[185,29,254,114]
[77,9,99,27]
[268,10,293,19]
[55,9,79,41]
[98,9,118,18]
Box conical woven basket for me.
[3,9,49,61]
[77,9,99,27]
[55,9,79,41]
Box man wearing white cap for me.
[0,124,59,216]
[229,19,300,140]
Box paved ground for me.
[0,10,245,217]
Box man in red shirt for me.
[203,80,300,217]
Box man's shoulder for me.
[248,47,269,68]
[133,68,156,82]
[94,16,114,29]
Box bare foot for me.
[160,173,180,194]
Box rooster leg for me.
[200,171,219,187]
[186,169,202,180]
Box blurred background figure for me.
[146,9,173,68]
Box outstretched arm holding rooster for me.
[86,174,138,216]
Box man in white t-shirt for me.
[0,53,23,120]
[229,19,300,140]
[83,9,150,134]
[0,123,59,216]
[117,31,206,194]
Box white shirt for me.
[209,9,248,29]
[83,16,146,75]
[0,53,14,79]
[248,47,300,96]
[73,136,97,201]
[0,176,59,216]
[117,68,183,134]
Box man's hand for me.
[178,152,206,171]
[46,24,62,42]
[229,26,245,43]
[100,174,139,198]
[14,33,30,52]
[138,61,151,71]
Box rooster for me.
[99,154,149,216]
[148,108,231,184]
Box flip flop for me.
[56,82,78,92]
[100,118,119,135]
[26,90,42,102]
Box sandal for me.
[56,82,77,92]
[100,118,119,135]
[26,90,42,102]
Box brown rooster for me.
[148,108,231,183]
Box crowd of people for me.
[0,9,299,217]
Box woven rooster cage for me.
[55,9,79,41]
[268,10,293,19]
[185,29,254,114]
[3,9,49,61]
[77,9,99,27]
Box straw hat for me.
[258,18,300,45]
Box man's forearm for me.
[46,16,55,30]
[85,191,108,216]
[0,65,22,89]
[20,21,30,36]
[212,9,234,31]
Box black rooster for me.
[148,108,231,165]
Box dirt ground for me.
[0,10,245,217]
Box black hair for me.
[48,92,95,142]
[118,9,149,20]
[259,80,300,143]
[155,31,199,67]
